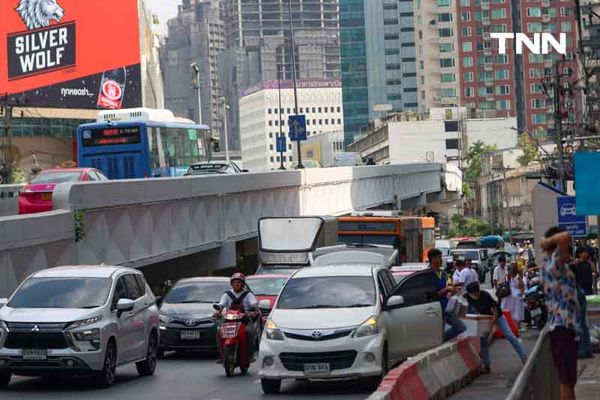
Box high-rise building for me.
[455,0,579,137]
[162,0,226,139]
[220,0,341,151]
[339,0,419,146]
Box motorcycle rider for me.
[214,273,259,362]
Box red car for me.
[18,168,108,214]
[246,274,289,327]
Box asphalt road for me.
[1,352,371,400]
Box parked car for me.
[18,168,108,215]
[0,265,159,388]
[390,263,429,284]
[184,161,247,175]
[246,275,289,328]
[258,264,443,393]
[158,277,230,356]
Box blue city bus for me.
[76,108,211,179]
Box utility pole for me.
[277,64,286,170]
[553,61,568,192]
[287,0,303,169]
[191,62,203,125]
[1,102,13,184]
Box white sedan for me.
[258,264,443,393]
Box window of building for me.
[268,108,272,114]
[318,107,322,113]
[325,119,329,125]
[529,53,543,63]
[465,87,475,97]
[437,0,451,6]
[270,157,274,162]
[527,7,541,17]
[312,119,317,125]
[385,33,400,40]
[387,64,402,70]
[463,72,474,82]
[440,58,455,68]
[439,28,453,37]
[495,69,509,79]
[306,119,310,125]
[331,119,335,124]
[324,107,329,113]
[384,18,398,25]
[496,85,510,95]
[441,88,456,97]
[461,12,471,22]
[420,60,424,70]
[491,8,506,19]
[496,100,511,110]
[531,98,545,108]
[445,139,459,150]
[441,73,456,82]
[276,156,280,162]
[269,132,273,138]
[561,22,572,32]
[490,24,507,33]
[439,43,454,52]
[560,7,572,16]
[530,83,543,93]
[385,48,400,55]
[491,0,505,3]
[463,56,473,67]
[270,144,274,150]
[529,68,543,78]
[338,119,341,124]
[527,22,542,32]
[532,114,546,124]
[312,107,316,113]
[462,27,472,36]
[268,121,272,126]
[337,106,341,112]
[319,119,323,124]
[496,54,508,64]
[438,13,453,22]
[460,0,470,5]
[462,42,473,52]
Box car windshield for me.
[8,278,112,309]
[164,282,230,304]
[453,250,479,260]
[256,266,299,276]
[31,171,82,184]
[277,276,375,309]
[247,278,287,296]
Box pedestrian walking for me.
[571,247,594,359]
[492,255,508,289]
[464,282,527,373]
[428,248,466,342]
[541,227,581,400]
[501,263,526,330]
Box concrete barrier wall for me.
[506,327,560,400]
[0,185,24,217]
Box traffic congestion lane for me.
[1,352,371,400]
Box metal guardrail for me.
[506,326,560,400]
[0,184,23,217]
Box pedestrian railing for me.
[506,326,560,400]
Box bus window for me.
[148,127,160,170]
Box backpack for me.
[225,290,251,311]
[495,281,511,299]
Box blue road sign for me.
[276,136,287,153]
[288,115,307,141]
[557,196,587,237]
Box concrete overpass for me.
[0,163,461,297]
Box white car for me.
[258,264,443,393]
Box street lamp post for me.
[277,64,286,170]
[286,0,303,169]
[220,97,230,163]
[190,62,203,125]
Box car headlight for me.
[352,316,379,338]
[159,314,174,324]
[66,315,102,330]
[265,320,285,341]
[71,328,101,349]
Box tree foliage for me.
[465,141,497,182]
[447,214,492,238]
[516,134,541,166]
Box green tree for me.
[516,133,541,166]
[465,141,497,182]
[448,214,492,237]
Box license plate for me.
[180,330,201,340]
[304,363,330,375]
[22,349,47,360]
[41,193,52,201]
[531,308,542,317]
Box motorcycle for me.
[213,304,251,377]
[524,276,547,330]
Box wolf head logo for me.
[16,0,65,30]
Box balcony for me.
[542,15,551,23]
[481,1,490,10]
[485,79,495,86]
[483,47,493,56]
[544,59,554,68]
[541,0,551,7]
[483,63,494,71]
[482,17,491,25]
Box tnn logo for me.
[490,33,566,55]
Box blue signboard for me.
[575,152,600,215]
[557,196,588,237]
[276,136,287,153]
[288,115,307,141]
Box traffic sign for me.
[288,115,307,141]
[557,196,587,237]
[276,135,287,153]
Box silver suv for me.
[0,265,160,388]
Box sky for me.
[146,0,182,34]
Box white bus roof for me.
[97,108,199,125]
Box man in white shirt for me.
[464,258,479,285]
[493,255,508,289]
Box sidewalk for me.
[577,354,600,399]
[448,330,539,400]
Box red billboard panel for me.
[0,0,142,109]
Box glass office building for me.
[340,0,418,145]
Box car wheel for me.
[261,378,281,394]
[95,340,117,388]
[0,372,11,388]
[136,332,158,377]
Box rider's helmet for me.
[230,272,246,286]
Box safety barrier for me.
[367,336,481,400]
[0,184,23,217]
[506,326,560,400]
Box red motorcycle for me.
[213,304,251,377]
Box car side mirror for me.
[116,298,135,315]
[258,299,271,309]
[0,298,8,308]
[386,295,405,309]
[212,303,223,312]
[242,169,249,173]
